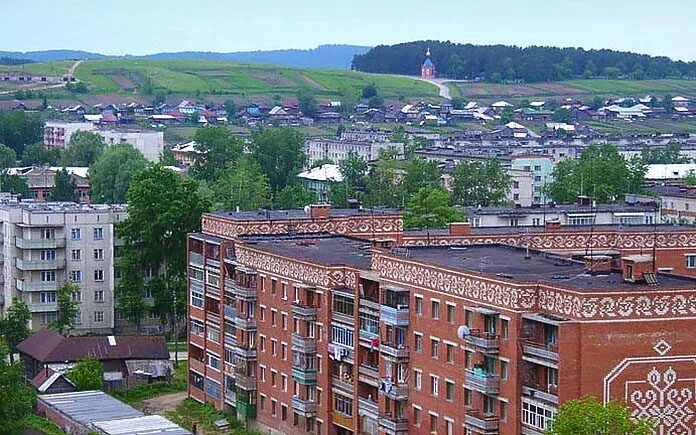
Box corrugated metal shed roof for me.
[92,415,192,435]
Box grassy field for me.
[165,398,259,435]
[0,60,73,76]
[24,414,67,435]
[585,118,696,135]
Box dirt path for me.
[0,60,84,95]
[136,391,188,414]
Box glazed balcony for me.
[228,281,257,299]
[465,369,500,395]
[17,281,59,292]
[378,414,409,435]
[379,341,409,359]
[234,316,257,330]
[234,373,257,391]
[464,409,499,433]
[464,330,500,354]
[291,334,317,354]
[291,366,318,385]
[291,302,317,320]
[291,396,317,416]
[522,385,559,405]
[379,305,409,326]
[358,397,379,418]
[189,252,203,266]
[224,304,237,320]
[27,301,57,312]
[522,340,559,368]
[234,346,257,360]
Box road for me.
[0,59,83,95]
[68,59,82,76]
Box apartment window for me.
[93,227,104,240]
[501,360,509,381]
[333,294,354,316]
[501,319,509,339]
[271,279,277,295]
[74,310,82,325]
[522,400,556,431]
[465,310,473,327]
[431,339,439,359]
[271,309,277,326]
[429,414,437,433]
[687,255,696,269]
[70,228,81,240]
[500,401,508,422]
[206,353,220,371]
[259,306,266,321]
[93,290,104,302]
[271,399,277,417]
[445,380,455,401]
[94,311,104,322]
[270,370,277,387]
[40,250,56,261]
[271,339,277,356]
[40,291,57,303]
[282,282,288,299]
[414,333,423,353]
[510,218,519,227]
[534,165,542,171]
[144,287,152,298]
[334,393,353,416]
[430,375,439,396]
[207,325,220,343]
[281,313,288,330]
[41,228,55,240]
[281,404,288,421]
[446,303,455,323]
[93,249,104,260]
[413,407,421,427]
[94,269,104,281]
[41,312,57,325]
[548,367,559,388]
[464,388,472,407]
[260,395,266,411]
[191,289,203,308]
[446,343,455,363]
[445,419,454,435]
[281,373,288,392]
[69,270,82,282]
[359,313,379,336]
[71,291,82,303]
[281,342,287,360]
[414,370,422,390]
[415,296,423,315]
[41,271,56,282]
[190,319,204,336]
[484,395,496,414]
[70,249,81,261]
[431,300,440,319]
[532,217,541,226]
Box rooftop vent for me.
[107,336,116,346]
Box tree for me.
[61,131,105,166]
[553,107,572,123]
[549,145,645,204]
[52,168,78,202]
[640,143,689,164]
[451,159,512,207]
[0,173,29,197]
[546,396,654,435]
[404,187,463,229]
[297,88,318,117]
[223,99,236,117]
[0,144,16,169]
[118,165,209,351]
[274,184,316,209]
[311,158,335,168]
[401,158,443,200]
[368,95,384,109]
[339,151,368,195]
[140,76,154,96]
[683,170,696,186]
[191,125,244,181]
[115,249,148,333]
[250,128,306,193]
[67,357,104,391]
[50,281,80,335]
[329,181,349,208]
[0,109,43,155]
[0,298,30,362]
[0,340,35,434]
[361,83,378,99]
[159,147,178,166]
[89,144,148,204]
[338,86,357,114]
[21,142,61,166]
[364,160,401,208]
[211,158,271,211]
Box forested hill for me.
[352,41,696,82]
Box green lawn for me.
[24,414,66,435]
[165,398,259,435]
[0,60,73,76]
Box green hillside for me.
[73,58,439,100]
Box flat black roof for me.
[243,235,372,270]
[399,244,695,291]
[212,207,400,221]
[405,223,695,236]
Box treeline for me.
[352,40,696,82]
[0,56,34,66]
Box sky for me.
[2,0,696,61]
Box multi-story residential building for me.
[7,166,91,203]
[0,201,127,334]
[510,155,555,205]
[44,121,164,162]
[187,205,696,435]
[641,184,696,224]
[304,138,404,166]
[506,170,533,207]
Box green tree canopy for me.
[0,110,44,155]
[404,187,463,229]
[553,107,572,123]
[50,281,80,335]
[67,357,104,391]
[211,158,271,211]
[361,83,378,99]
[363,160,402,208]
[52,168,78,202]
[250,128,306,193]
[0,173,30,197]
[115,248,148,332]
[0,297,31,362]
[546,397,654,435]
[311,158,335,168]
[640,142,689,164]
[191,125,244,182]
[339,150,368,195]
[0,340,35,433]
[451,159,512,207]
[21,142,61,166]
[159,147,177,166]
[548,145,646,204]
[0,144,17,169]
[89,143,148,204]
[401,158,443,200]
[61,131,106,166]
[274,183,316,209]
[297,88,318,117]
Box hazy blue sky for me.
[3,0,695,60]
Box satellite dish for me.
[457,325,470,339]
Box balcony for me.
[189,252,203,266]
[15,237,65,249]
[359,298,380,311]
[234,373,257,391]
[379,342,409,359]
[291,396,317,416]
[522,385,559,405]
[234,346,257,360]
[522,340,559,368]
[359,328,379,343]
[292,366,317,385]
[205,257,220,269]
[332,375,355,394]
[229,281,257,300]
[464,410,499,434]
[332,411,354,431]
[378,414,409,435]
[224,388,236,405]
[291,334,317,354]
[236,399,256,419]
[291,302,317,320]
[17,281,59,292]
[224,332,236,347]
[464,331,500,354]
[465,369,500,395]
[380,305,409,326]
[234,316,257,330]
[27,301,57,312]
[379,378,408,401]
[224,304,237,320]
[358,397,379,418]
[189,358,205,374]
[16,259,64,271]
[207,312,220,325]
[358,364,379,386]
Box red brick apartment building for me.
[188,206,696,435]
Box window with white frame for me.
[522,399,556,431]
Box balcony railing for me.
[380,305,409,326]
[291,334,317,354]
[522,340,559,367]
[234,316,257,330]
[358,364,379,386]
[229,282,257,299]
[189,252,203,266]
[291,302,317,320]
[378,414,409,434]
[224,304,237,320]
[16,237,65,249]
[27,301,57,312]
[291,396,317,416]
[380,342,409,359]
[465,368,500,395]
[224,332,236,347]
[234,373,257,391]
[359,298,380,311]
[292,366,318,385]
[234,346,257,360]
[224,388,236,405]
[464,409,499,433]
[16,259,64,271]
[379,378,408,401]
[18,281,59,292]
[522,385,559,405]
[464,330,500,353]
[332,375,355,394]
[358,397,379,418]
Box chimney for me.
[545,219,561,232]
[308,204,331,220]
[621,255,653,283]
[449,222,471,236]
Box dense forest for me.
[352,41,696,82]
[0,57,34,66]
